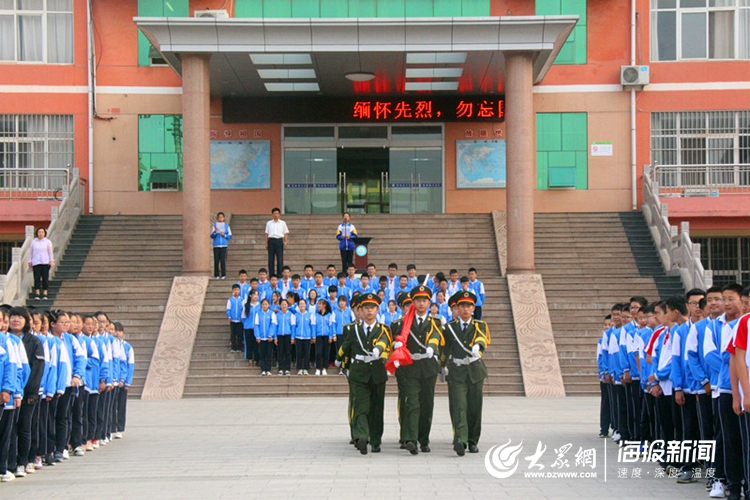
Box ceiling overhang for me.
[135,16,577,97]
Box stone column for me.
[504,52,535,274]
[181,54,211,276]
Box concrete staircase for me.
[534,212,684,397]
[39,215,181,398]
[183,213,524,397]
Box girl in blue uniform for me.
[293,299,314,375]
[242,290,260,367]
[254,299,277,376]
[313,299,332,376]
[274,300,295,376]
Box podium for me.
[354,237,372,273]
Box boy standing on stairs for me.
[226,285,244,353]
[211,212,232,280]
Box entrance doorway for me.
[282,125,443,214]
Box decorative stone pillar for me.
[181,54,212,276]
[504,52,535,274]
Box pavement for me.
[2,396,712,499]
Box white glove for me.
[472,344,481,356]
[438,366,449,383]
[371,348,380,358]
[394,341,403,349]
[334,359,342,367]
[425,347,434,358]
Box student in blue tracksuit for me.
[114,322,133,438]
[336,273,351,305]
[636,305,658,444]
[0,308,20,482]
[345,265,360,291]
[620,297,647,444]
[274,300,295,376]
[289,275,306,304]
[336,212,358,272]
[256,268,271,302]
[405,264,419,289]
[1,307,31,479]
[311,272,327,300]
[331,296,354,372]
[313,299,333,376]
[67,313,89,458]
[254,299,277,376]
[94,311,113,447]
[242,290,260,366]
[467,268,486,320]
[227,284,244,353]
[293,299,314,375]
[606,304,626,442]
[80,314,101,452]
[300,265,315,293]
[235,269,251,302]
[210,211,232,279]
[324,265,338,288]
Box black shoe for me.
[420,445,430,453]
[468,443,479,453]
[727,490,740,500]
[349,439,355,445]
[400,443,407,449]
[44,453,55,466]
[405,441,418,455]
[371,445,381,453]
[454,442,466,456]
[356,439,368,455]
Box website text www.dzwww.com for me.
[523,471,598,479]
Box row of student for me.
[597,285,750,500]
[0,307,134,483]
[230,263,486,318]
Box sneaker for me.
[33,457,43,470]
[611,431,621,442]
[14,466,26,478]
[25,463,35,474]
[86,442,94,452]
[114,432,122,439]
[284,370,290,376]
[215,276,220,280]
[676,469,696,483]
[278,370,283,376]
[74,446,85,457]
[62,449,70,459]
[297,370,303,375]
[54,451,64,462]
[101,438,109,446]
[92,440,99,449]
[339,369,344,375]
[322,369,327,376]
[221,276,226,279]
[44,452,56,465]
[0,471,15,482]
[710,481,726,498]
[315,370,321,376]
[598,432,608,438]
[303,370,309,375]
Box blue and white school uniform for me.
[379,309,402,327]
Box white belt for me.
[354,354,380,363]
[411,352,435,361]
[451,355,480,366]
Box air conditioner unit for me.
[193,9,229,19]
[620,65,650,86]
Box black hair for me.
[337,296,348,303]
[113,322,125,332]
[327,264,336,270]
[271,207,280,213]
[468,267,477,273]
[239,269,247,275]
[629,296,648,309]
[435,272,445,280]
[449,269,458,275]
[217,211,225,217]
[328,285,338,293]
[642,303,655,315]
[35,227,48,237]
[337,272,347,279]
[269,274,278,279]
[49,309,70,325]
[282,265,291,272]
[604,314,612,320]
[8,306,31,334]
[388,263,398,269]
[94,311,109,320]
[304,264,313,270]
[722,283,744,296]
[665,295,688,316]
[379,276,387,283]
[360,275,369,281]
[406,264,416,271]
[698,297,707,310]
[231,284,240,290]
[610,303,623,312]
[250,277,258,283]
[258,268,268,274]
[366,263,376,269]
[706,285,723,295]
[314,271,323,277]
[685,288,707,301]
[317,299,332,316]
[460,276,469,283]
[292,274,300,280]
[417,274,426,283]
[743,286,750,298]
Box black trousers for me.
[116,387,128,432]
[0,408,15,474]
[606,383,617,432]
[678,392,700,470]
[108,386,118,436]
[35,399,48,458]
[15,398,38,468]
[295,339,311,371]
[267,238,284,277]
[244,329,257,361]
[626,381,642,441]
[259,340,274,372]
[473,306,482,320]
[740,412,750,497]
[86,393,99,441]
[340,249,353,272]
[277,335,291,372]
[96,389,109,440]
[614,384,630,440]
[70,389,86,449]
[46,397,57,455]
[33,264,51,292]
[55,387,75,453]
[599,381,612,435]
[712,397,726,482]
[719,393,743,492]
[641,391,656,443]
[315,337,329,370]
[213,246,227,278]
[230,322,244,351]
[28,398,41,462]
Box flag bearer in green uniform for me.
[442,291,490,456]
[338,294,361,445]
[337,293,392,455]
[392,285,444,455]
[391,292,412,449]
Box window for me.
[536,0,587,65]
[651,0,750,61]
[0,114,73,170]
[234,0,490,18]
[692,236,750,286]
[0,0,73,63]
[536,113,588,190]
[137,0,189,67]
[0,240,24,274]
[138,115,183,191]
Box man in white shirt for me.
[265,207,289,277]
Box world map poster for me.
[210,140,271,189]
[456,139,506,189]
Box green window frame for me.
[536,0,587,65]
[137,0,189,67]
[234,0,489,18]
[536,113,588,190]
[138,115,183,191]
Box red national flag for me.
[385,302,415,374]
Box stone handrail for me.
[0,168,84,305]
[641,164,712,292]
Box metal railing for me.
[0,168,84,305]
[652,165,750,197]
[0,167,71,200]
[642,164,712,291]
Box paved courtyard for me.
[2,396,710,499]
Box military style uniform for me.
[391,292,412,446]
[337,295,361,444]
[391,285,444,454]
[442,291,490,456]
[337,293,391,455]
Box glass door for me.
[283,148,337,214]
[337,147,388,214]
[389,147,443,213]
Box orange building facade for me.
[1,0,748,280]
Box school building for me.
[1,0,749,280]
